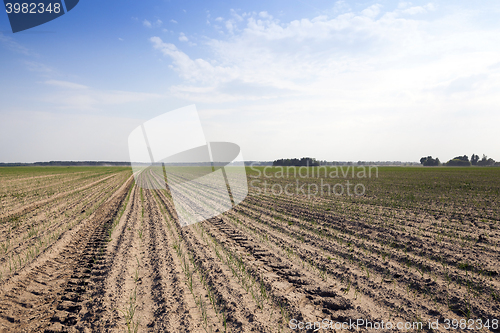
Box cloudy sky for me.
[1,0,499,163]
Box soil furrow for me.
[0,175,133,333]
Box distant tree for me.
[454,155,469,162]
[273,157,319,167]
[471,154,479,165]
[445,155,471,166]
[477,154,496,166]
[420,156,440,166]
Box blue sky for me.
[1,0,500,163]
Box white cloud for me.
[402,6,427,15]
[398,2,410,9]
[151,6,500,97]
[259,11,272,19]
[148,4,500,161]
[333,0,350,13]
[179,32,188,42]
[170,19,178,24]
[428,74,489,95]
[45,80,88,89]
[144,19,162,28]
[24,61,54,74]
[218,9,247,34]
[425,3,436,11]
[225,21,234,33]
[401,3,436,15]
[0,32,33,56]
[361,4,381,18]
[230,9,243,22]
[150,37,237,84]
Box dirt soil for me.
[0,168,499,333]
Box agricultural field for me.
[0,166,499,332]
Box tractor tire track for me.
[0,175,133,333]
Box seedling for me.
[133,268,139,283]
[344,279,351,294]
[117,287,140,333]
[416,266,424,278]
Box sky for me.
[1,0,499,163]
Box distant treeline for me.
[321,161,420,166]
[420,154,500,167]
[0,161,131,167]
[270,158,420,167]
[273,157,320,167]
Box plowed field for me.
[0,166,499,332]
